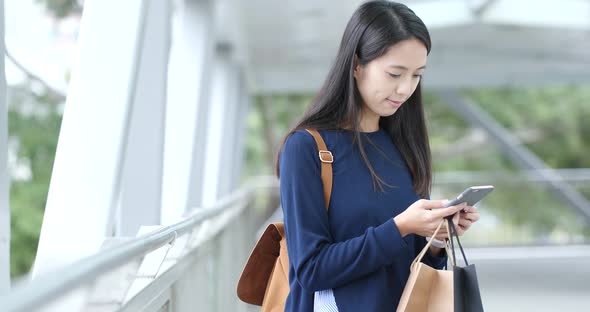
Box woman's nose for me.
[395,77,412,97]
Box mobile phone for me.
[444,185,494,209]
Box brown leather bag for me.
[237,129,333,311]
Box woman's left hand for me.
[431,203,480,241]
[452,205,480,236]
[430,205,480,255]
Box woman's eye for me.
[387,73,401,78]
[413,74,423,79]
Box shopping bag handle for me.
[446,216,469,266]
[412,219,453,269]
[445,220,455,267]
[412,217,472,269]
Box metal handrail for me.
[434,168,590,185]
[0,179,272,312]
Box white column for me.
[161,0,214,223]
[218,69,248,196]
[33,0,149,276]
[201,48,241,206]
[0,0,10,293]
[230,78,250,187]
[116,0,172,236]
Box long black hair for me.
[276,0,432,198]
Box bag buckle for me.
[318,150,333,163]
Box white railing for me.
[4,172,589,312]
[1,176,279,312]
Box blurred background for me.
[1,0,589,311]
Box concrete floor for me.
[470,245,590,311]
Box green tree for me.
[244,86,590,245]
[8,84,62,277]
[35,0,82,18]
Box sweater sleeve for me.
[279,131,410,292]
[414,235,448,269]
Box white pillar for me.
[0,0,10,293]
[201,47,242,206]
[161,0,214,223]
[218,68,248,196]
[117,0,172,236]
[33,0,149,276]
[230,78,250,187]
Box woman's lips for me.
[386,98,403,108]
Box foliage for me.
[35,0,83,18]
[457,86,590,243]
[423,91,519,172]
[7,85,62,278]
[7,0,590,275]
[466,85,590,168]
[244,86,590,246]
[243,94,311,177]
[9,80,589,277]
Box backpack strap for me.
[305,129,333,210]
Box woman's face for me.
[353,38,427,127]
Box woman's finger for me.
[430,204,464,218]
[459,219,472,230]
[462,212,480,222]
[453,217,461,231]
[459,222,468,234]
[464,206,478,213]
[459,218,471,226]
[452,226,465,236]
[457,227,465,236]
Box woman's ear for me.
[353,54,362,80]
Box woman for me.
[277,1,480,311]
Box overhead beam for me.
[482,0,590,30]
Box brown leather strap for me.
[305,129,333,210]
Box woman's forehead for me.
[376,39,428,69]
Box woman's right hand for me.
[393,199,465,238]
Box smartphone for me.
[444,185,494,209]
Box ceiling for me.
[226,0,590,93]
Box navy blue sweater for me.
[279,128,447,312]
